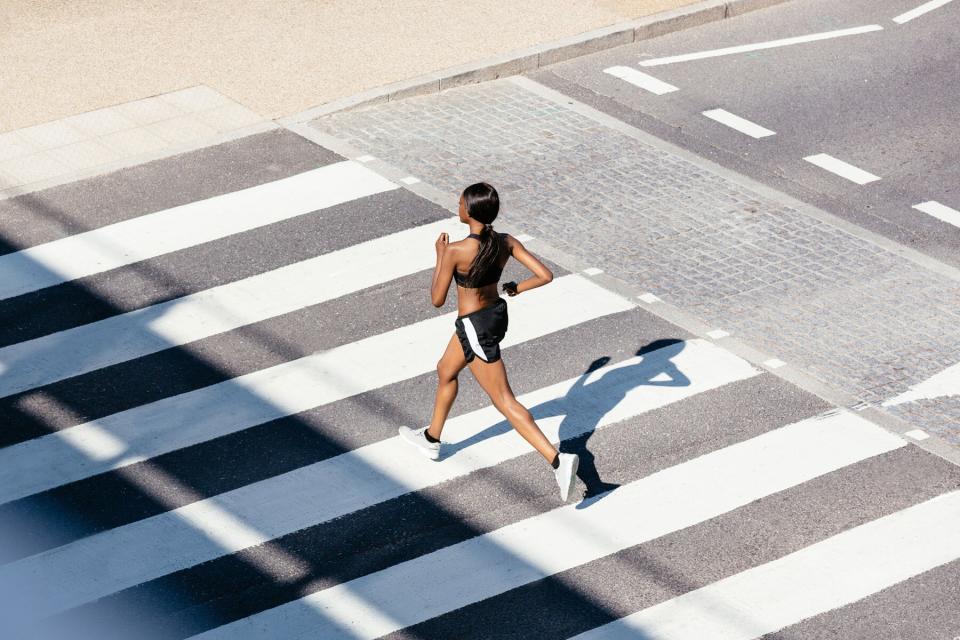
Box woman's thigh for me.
[438,332,468,380]
[468,357,515,406]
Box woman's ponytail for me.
[461,183,503,287]
[467,225,502,286]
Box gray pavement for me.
[540,0,960,268]
[386,444,960,640]
[1,86,959,639]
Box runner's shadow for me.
[546,339,689,508]
[446,339,689,507]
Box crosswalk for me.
[1,128,959,640]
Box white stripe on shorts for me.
[461,317,488,362]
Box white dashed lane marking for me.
[639,25,884,67]
[702,109,776,139]
[803,154,881,185]
[913,201,960,228]
[603,66,679,95]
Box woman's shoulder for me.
[447,237,473,252]
[445,238,472,265]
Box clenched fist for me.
[435,232,448,255]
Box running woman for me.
[399,182,580,501]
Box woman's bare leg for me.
[468,356,558,462]
[426,333,468,439]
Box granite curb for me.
[279,0,790,125]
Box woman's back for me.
[453,232,510,315]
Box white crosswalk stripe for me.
[1,136,955,640]
[0,161,397,301]
[572,490,960,640]
[0,339,759,618]
[0,273,632,505]
[0,216,463,398]
[191,411,906,640]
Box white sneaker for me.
[554,453,579,502]
[398,426,440,460]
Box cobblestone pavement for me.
[310,80,960,444]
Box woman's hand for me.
[435,232,448,257]
[502,281,519,297]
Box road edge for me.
[278,0,790,125]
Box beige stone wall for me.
[0,0,697,132]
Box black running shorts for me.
[454,297,508,363]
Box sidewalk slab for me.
[283,0,791,124]
[2,0,789,133]
[0,87,269,198]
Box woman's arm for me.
[503,234,553,296]
[431,233,455,307]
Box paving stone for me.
[310,79,960,444]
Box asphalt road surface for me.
[536,0,960,268]
[2,6,960,636]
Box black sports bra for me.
[453,233,507,288]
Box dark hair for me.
[462,182,503,287]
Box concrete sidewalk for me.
[1,0,699,133]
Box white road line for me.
[893,0,956,24]
[882,361,960,407]
[702,109,776,138]
[0,274,633,505]
[904,429,930,441]
[803,153,881,185]
[573,490,960,640]
[191,411,905,640]
[0,217,464,398]
[913,200,960,227]
[602,66,679,95]
[1,339,760,618]
[639,25,883,67]
[0,161,397,301]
